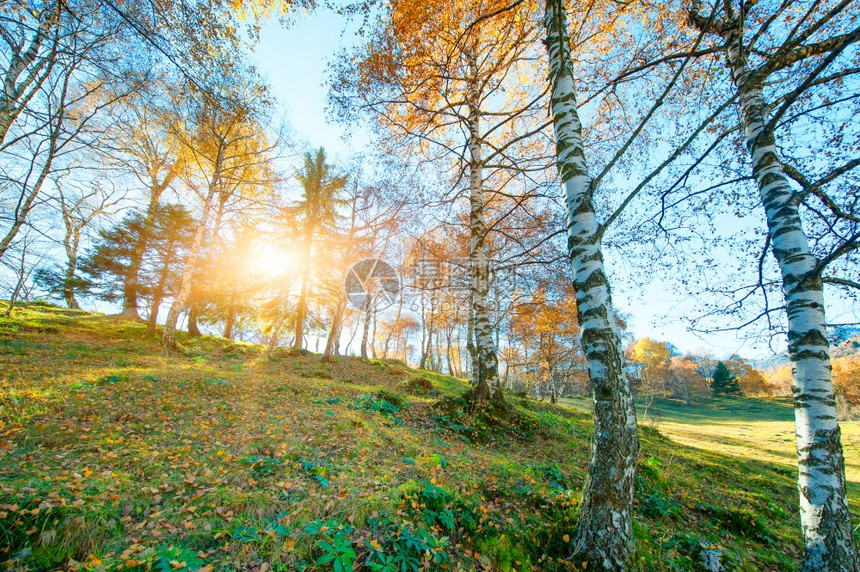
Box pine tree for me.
[711,361,742,397]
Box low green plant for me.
[241,455,282,477]
[364,521,449,572]
[303,520,356,572]
[153,546,206,571]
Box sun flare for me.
[252,245,295,277]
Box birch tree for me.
[681,1,860,568]
[52,176,126,309]
[0,0,62,147]
[542,1,638,565]
[537,0,715,565]
[331,0,553,402]
[0,0,132,262]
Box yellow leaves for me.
[563,533,570,542]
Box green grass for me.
[562,394,860,498]
[0,302,857,570]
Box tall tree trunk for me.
[727,39,859,571]
[0,4,63,264]
[121,170,174,319]
[0,1,59,147]
[223,303,235,340]
[121,196,158,319]
[186,303,201,336]
[446,326,456,376]
[420,299,434,370]
[681,376,691,407]
[382,295,402,359]
[419,295,428,368]
[293,229,314,350]
[370,300,378,359]
[4,239,32,317]
[360,294,372,358]
[466,301,477,382]
[162,185,216,350]
[63,228,80,310]
[428,324,437,371]
[544,1,639,567]
[146,245,175,336]
[466,82,501,404]
[324,300,346,360]
[0,111,60,263]
[122,168,176,319]
[147,294,163,337]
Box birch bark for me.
[161,148,222,350]
[726,37,859,572]
[543,0,639,567]
[466,79,500,404]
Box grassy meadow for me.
[1,303,858,571]
[562,396,860,498]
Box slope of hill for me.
[832,336,860,359]
[0,303,857,571]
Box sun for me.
[252,245,296,277]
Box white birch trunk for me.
[544,0,639,567]
[161,187,214,350]
[466,84,500,403]
[161,148,222,350]
[727,41,859,571]
[62,227,80,310]
[0,2,58,147]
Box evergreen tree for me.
[292,148,347,350]
[76,204,195,314]
[711,361,742,397]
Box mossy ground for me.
[1,303,857,571]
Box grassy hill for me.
[561,396,860,494]
[1,303,858,571]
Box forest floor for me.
[1,302,858,571]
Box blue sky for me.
[253,13,365,160]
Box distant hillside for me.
[748,334,860,368]
[832,336,860,359]
[748,353,790,371]
[1,302,858,571]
